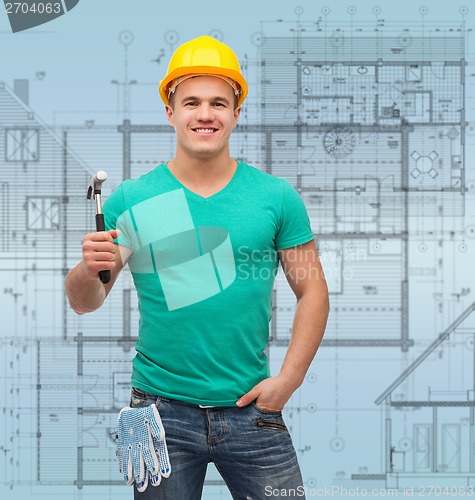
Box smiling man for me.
[165,74,241,193]
[65,36,329,499]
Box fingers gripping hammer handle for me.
[95,214,111,284]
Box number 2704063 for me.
[5,3,61,14]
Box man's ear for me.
[165,105,174,127]
[233,106,241,127]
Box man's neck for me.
[167,152,237,197]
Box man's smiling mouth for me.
[193,128,217,134]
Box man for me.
[65,36,329,499]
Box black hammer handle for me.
[95,213,111,284]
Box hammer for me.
[87,171,111,284]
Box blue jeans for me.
[129,387,305,499]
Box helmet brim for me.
[159,66,248,106]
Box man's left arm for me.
[236,239,330,411]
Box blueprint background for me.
[1,0,475,499]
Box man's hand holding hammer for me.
[65,171,126,315]
[66,229,123,314]
[80,229,121,281]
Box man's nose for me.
[196,103,214,121]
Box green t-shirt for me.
[103,161,313,406]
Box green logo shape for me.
[116,189,236,311]
[154,227,235,311]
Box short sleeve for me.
[103,183,133,248]
[274,179,314,250]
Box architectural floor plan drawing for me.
[1,1,475,499]
[261,22,466,351]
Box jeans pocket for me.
[250,402,288,432]
[251,401,282,415]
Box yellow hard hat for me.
[159,36,248,106]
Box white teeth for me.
[195,128,215,133]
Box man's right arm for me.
[65,229,126,315]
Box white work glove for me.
[116,404,171,492]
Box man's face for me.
[165,76,241,160]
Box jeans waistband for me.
[131,387,216,409]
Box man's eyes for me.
[183,101,226,107]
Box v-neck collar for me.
[162,161,242,202]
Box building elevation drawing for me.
[1,1,475,499]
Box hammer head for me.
[87,171,108,199]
